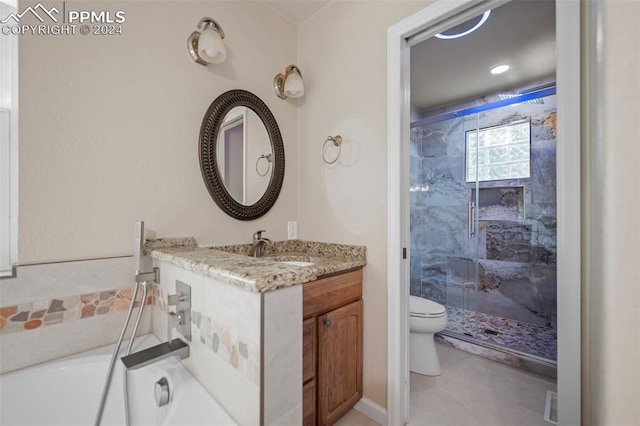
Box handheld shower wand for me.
[133,221,144,275]
[94,221,157,426]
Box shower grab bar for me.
[468,201,476,239]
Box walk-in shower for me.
[410,81,557,364]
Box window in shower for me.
[466,120,531,182]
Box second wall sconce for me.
[274,65,305,99]
[187,18,227,65]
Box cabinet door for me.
[303,379,317,426]
[303,317,316,383]
[317,300,363,426]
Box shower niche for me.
[410,81,558,363]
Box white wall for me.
[18,1,298,263]
[584,0,640,424]
[297,1,431,407]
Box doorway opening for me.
[387,1,581,425]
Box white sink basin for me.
[280,261,314,267]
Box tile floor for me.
[335,342,556,426]
[334,409,380,426]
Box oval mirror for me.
[199,90,285,220]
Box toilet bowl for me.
[410,295,448,376]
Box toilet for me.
[409,295,448,376]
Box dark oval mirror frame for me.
[199,89,285,220]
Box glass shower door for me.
[443,114,481,338]
[409,114,479,338]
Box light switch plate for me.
[287,221,297,240]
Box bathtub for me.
[0,335,235,425]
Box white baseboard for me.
[354,397,387,426]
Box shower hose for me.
[94,277,150,426]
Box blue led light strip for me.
[411,86,557,128]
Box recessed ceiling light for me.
[435,10,491,40]
[490,64,510,75]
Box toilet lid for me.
[409,296,446,317]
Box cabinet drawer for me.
[303,317,316,383]
[303,269,362,318]
[303,379,316,426]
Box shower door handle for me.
[468,201,476,239]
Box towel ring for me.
[322,135,342,165]
[256,153,272,177]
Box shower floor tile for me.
[445,305,557,360]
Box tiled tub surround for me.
[410,79,558,361]
[149,238,363,425]
[150,260,264,425]
[0,257,152,373]
[153,285,260,386]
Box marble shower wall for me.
[410,82,558,342]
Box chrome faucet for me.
[121,281,192,371]
[121,339,189,370]
[252,230,271,257]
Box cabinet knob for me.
[324,320,332,328]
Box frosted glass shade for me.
[283,71,304,98]
[198,28,226,64]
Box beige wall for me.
[297,1,430,407]
[584,0,640,424]
[18,1,298,263]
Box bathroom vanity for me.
[145,238,366,426]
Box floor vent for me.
[483,328,499,335]
[544,390,558,425]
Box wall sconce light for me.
[187,18,227,65]
[273,65,305,99]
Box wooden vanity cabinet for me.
[303,268,363,426]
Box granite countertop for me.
[145,238,366,293]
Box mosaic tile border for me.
[0,287,151,335]
[192,309,260,386]
[152,286,260,386]
[445,305,557,360]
